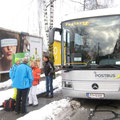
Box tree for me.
[71,0,113,11]
[37,0,44,36]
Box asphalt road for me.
[1,92,120,120]
[0,90,63,120]
[71,99,120,120]
[1,72,120,120]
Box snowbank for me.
[17,99,70,120]
[0,88,14,106]
[55,70,62,75]
[0,71,62,90]
[0,79,12,90]
[36,76,62,95]
[0,75,62,106]
[40,70,61,78]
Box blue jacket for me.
[9,64,18,81]
[12,63,33,89]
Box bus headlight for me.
[62,81,73,88]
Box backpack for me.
[3,98,16,111]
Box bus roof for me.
[62,8,120,22]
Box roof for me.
[62,8,120,22]
[0,27,42,39]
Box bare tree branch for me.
[46,0,56,8]
[70,0,84,5]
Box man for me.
[12,57,33,114]
[43,55,55,98]
[9,58,20,100]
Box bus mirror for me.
[49,28,62,44]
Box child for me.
[29,60,41,106]
[9,58,20,100]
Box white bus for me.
[50,8,120,99]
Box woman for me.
[29,60,41,106]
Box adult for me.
[9,58,20,100]
[43,56,55,98]
[12,57,33,114]
[28,60,41,106]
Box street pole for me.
[49,0,54,62]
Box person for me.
[12,57,33,114]
[43,55,55,98]
[0,36,18,71]
[9,58,20,100]
[28,60,41,106]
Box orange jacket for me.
[32,67,41,86]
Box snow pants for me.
[28,86,38,105]
[12,88,17,100]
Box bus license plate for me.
[87,93,105,98]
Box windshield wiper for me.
[63,64,91,70]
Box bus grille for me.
[73,82,120,92]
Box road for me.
[1,72,120,120]
[1,91,120,120]
[71,99,120,120]
[0,90,63,120]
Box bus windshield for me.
[62,15,120,68]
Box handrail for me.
[66,62,88,65]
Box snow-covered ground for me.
[17,95,81,120]
[0,71,62,90]
[0,88,14,110]
[0,79,12,90]
[0,71,62,107]
[0,70,81,120]
[0,71,63,118]
[40,70,61,78]
[17,99,70,120]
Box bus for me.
[49,8,120,100]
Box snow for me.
[0,88,14,106]
[0,71,75,120]
[0,88,14,111]
[40,70,61,78]
[36,76,62,95]
[17,99,70,120]
[0,79,12,90]
[0,71,62,107]
[0,71,62,90]
[55,70,62,75]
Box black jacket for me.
[44,61,54,76]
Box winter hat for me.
[15,58,20,63]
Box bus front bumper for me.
[62,89,120,100]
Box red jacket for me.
[32,67,41,86]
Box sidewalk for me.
[0,90,64,120]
